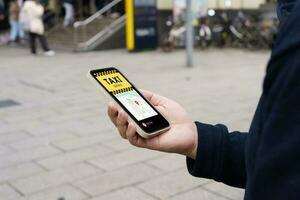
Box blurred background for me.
[0,0,275,200]
[0,0,278,51]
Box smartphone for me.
[87,67,170,139]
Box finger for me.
[116,111,128,139]
[117,110,128,126]
[126,123,148,148]
[140,89,168,106]
[153,105,170,121]
[126,123,138,145]
[139,89,154,101]
[107,102,118,126]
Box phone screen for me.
[95,70,158,121]
[90,68,170,133]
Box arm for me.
[187,122,247,188]
[31,3,44,18]
[9,3,16,15]
[107,90,247,188]
[36,4,44,18]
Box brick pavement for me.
[0,47,269,200]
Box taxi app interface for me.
[94,69,158,121]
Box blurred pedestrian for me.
[42,3,56,30]
[82,0,90,17]
[62,0,74,27]
[0,0,5,21]
[108,0,119,19]
[22,0,55,56]
[95,0,119,18]
[8,0,25,44]
[17,0,24,7]
[0,0,8,44]
[94,0,106,11]
[48,0,58,12]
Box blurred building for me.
[157,0,268,10]
[1,0,276,50]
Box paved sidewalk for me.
[0,47,269,200]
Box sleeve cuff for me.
[186,121,227,180]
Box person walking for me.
[0,0,5,21]
[8,0,25,44]
[95,0,107,11]
[82,0,90,17]
[22,0,55,56]
[62,0,74,27]
[107,0,300,199]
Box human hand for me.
[107,90,198,159]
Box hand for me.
[107,90,198,159]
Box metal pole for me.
[186,0,194,67]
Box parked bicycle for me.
[162,10,278,51]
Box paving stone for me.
[0,131,31,144]
[0,162,44,183]
[52,132,117,151]
[90,187,156,200]
[11,163,100,195]
[2,107,57,123]
[37,145,112,170]
[73,124,117,137]
[88,148,162,171]
[0,144,13,156]
[73,163,162,196]
[170,187,227,200]
[27,184,88,200]
[8,133,77,151]
[52,102,99,115]
[100,138,135,152]
[0,184,25,200]
[146,154,186,172]
[0,146,60,169]
[52,120,111,137]
[40,111,98,125]
[0,48,268,199]
[23,125,62,137]
[0,122,17,135]
[137,169,210,199]
[203,182,245,200]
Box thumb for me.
[154,105,169,121]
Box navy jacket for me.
[0,1,4,16]
[187,0,300,199]
[63,0,74,5]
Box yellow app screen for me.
[94,69,158,121]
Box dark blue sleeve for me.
[245,2,300,197]
[186,122,247,188]
[246,69,300,199]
